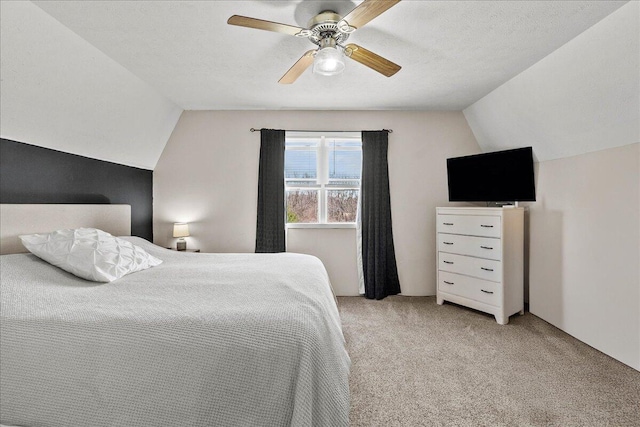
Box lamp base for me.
[177,240,186,251]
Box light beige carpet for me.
[337,296,640,427]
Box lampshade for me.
[173,223,190,238]
[313,38,345,76]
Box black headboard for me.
[0,138,153,241]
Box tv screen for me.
[447,147,536,202]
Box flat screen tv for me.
[447,147,536,202]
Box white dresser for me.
[436,207,524,324]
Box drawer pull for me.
[481,289,493,294]
[443,281,454,285]
[443,222,454,226]
[443,261,454,264]
[443,242,454,245]
[480,246,493,250]
[481,267,494,272]
[480,224,494,228]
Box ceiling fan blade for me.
[227,15,306,37]
[341,0,401,30]
[344,44,401,77]
[278,50,316,84]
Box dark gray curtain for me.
[360,130,401,299]
[255,129,285,253]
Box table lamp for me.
[173,223,190,251]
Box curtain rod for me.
[249,128,392,133]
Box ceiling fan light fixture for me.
[313,38,345,76]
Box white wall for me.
[153,110,480,296]
[287,229,359,296]
[463,1,640,370]
[529,144,639,370]
[0,1,182,170]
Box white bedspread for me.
[0,238,350,427]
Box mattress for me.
[0,237,350,426]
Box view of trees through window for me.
[286,190,318,223]
[285,134,361,224]
[327,190,359,222]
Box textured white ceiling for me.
[33,0,627,111]
[1,0,631,170]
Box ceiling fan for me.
[227,0,402,84]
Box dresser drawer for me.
[438,252,502,282]
[438,271,502,307]
[437,214,501,238]
[437,233,502,260]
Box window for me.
[285,132,362,227]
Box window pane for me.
[285,180,318,187]
[333,140,362,148]
[285,149,317,179]
[286,139,317,149]
[326,180,359,188]
[286,190,318,223]
[328,147,361,180]
[327,189,359,223]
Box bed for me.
[0,204,350,427]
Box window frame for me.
[285,131,362,229]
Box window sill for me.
[287,223,356,229]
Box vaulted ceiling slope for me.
[0,1,631,169]
[464,1,639,162]
[0,1,182,170]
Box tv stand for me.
[436,207,524,324]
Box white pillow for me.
[19,228,162,282]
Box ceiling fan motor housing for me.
[305,11,350,46]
